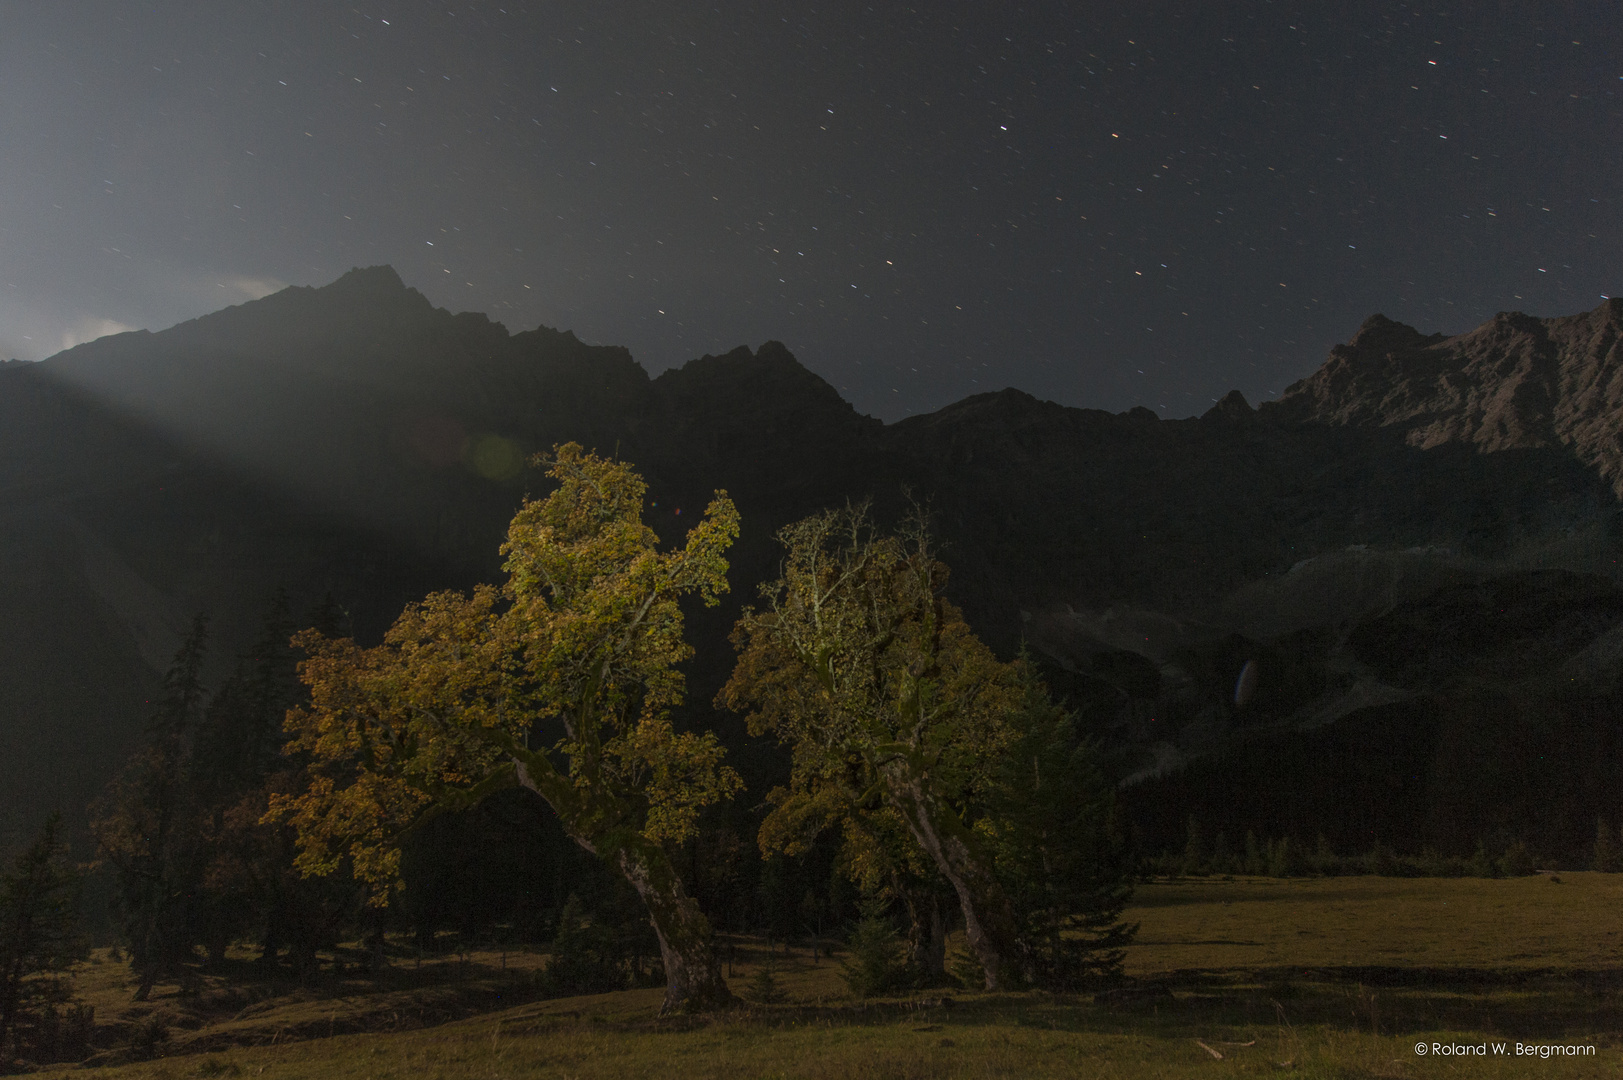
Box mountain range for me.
[3,267,1620,862]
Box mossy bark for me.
[888,775,1022,989]
[513,756,733,1014]
[613,841,734,1014]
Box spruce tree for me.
[977,661,1136,986]
[0,813,85,1058]
[188,593,306,966]
[1182,815,1205,876]
[90,614,210,1000]
[192,590,297,792]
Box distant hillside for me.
[3,268,1620,863]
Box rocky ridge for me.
[1268,297,1623,494]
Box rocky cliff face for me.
[1268,298,1623,494]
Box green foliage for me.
[825,806,944,973]
[540,895,628,997]
[191,590,301,793]
[754,855,798,943]
[975,664,1136,986]
[90,599,360,988]
[0,813,86,1059]
[723,504,1019,823]
[1496,839,1536,877]
[838,916,913,998]
[745,963,788,1005]
[1181,816,1204,877]
[1148,831,1565,881]
[1465,840,1497,878]
[189,592,359,971]
[1266,836,1309,878]
[1243,831,1265,875]
[23,1002,95,1065]
[723,503,1025,987]
[130,1013,169,1059]
[729,511,1140,990]
[946,945,985,991]
[1310,835,1339,875]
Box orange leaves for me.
[269,445,742,904]
[268,590,511,901]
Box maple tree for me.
[269,444,741,1012]
[720,504,1027,988]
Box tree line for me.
[1154,815,1623,880]
[261,445,1134,1012]
[7,444,1133,1035]
[11,443,1623,1047]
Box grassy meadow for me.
[39,873,1623,1079]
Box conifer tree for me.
[189,592,361,972]
[90,614,210,1000]
[0,813,85,1057]
[975,662,1136,986]
[192,590,298,792]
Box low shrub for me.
[838,917,914,998]
[538,895,627,997]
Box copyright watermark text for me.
[1415,1041,1595,1059]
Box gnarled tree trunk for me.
[888,776,1022,989]
[514,757,733,1014]
[896,880,948,980]
[614,840,734,1014]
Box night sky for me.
[2,2,1618,420]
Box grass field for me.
[1128,872,1622,973]
[38,874,1623,1079]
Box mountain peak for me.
[332,264,407,291]
[311,265,416,306]
[289,264,434,317]
[1202,390,1254,421]
[1274,302,1623,494]
[656,341,847,406]
[1345,313,1445,357]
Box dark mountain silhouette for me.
[3,268,1619,863]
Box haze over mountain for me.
[3,268,1620,862]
